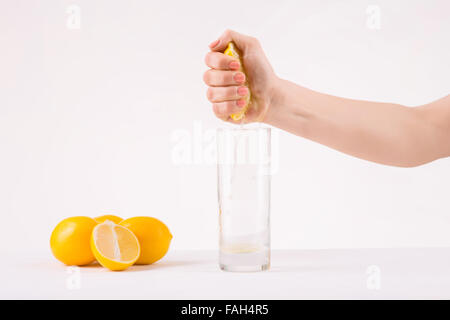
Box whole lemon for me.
[50,216,97,265]
[119,217,172,265]
[94,214,123,224]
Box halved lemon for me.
[91,220,140,271]
[224,42,251,121]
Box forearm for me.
[265,79,450,167]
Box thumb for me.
[209,29,256,53]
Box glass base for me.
[219,245,270,272]
[220,263,270,272]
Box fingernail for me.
[229,61,240,70]
[233,73,245,83]
[209,39,220,48]
[237,99,246,107]
[237,87,248,96]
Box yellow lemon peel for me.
[224,42,251,121]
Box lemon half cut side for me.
[91,220,140,271]
[224,42,251,122]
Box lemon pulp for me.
[91,220,140,271]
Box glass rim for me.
[216,126,271,133]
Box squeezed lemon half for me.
[224,42,251,121]
[91,220,140,271]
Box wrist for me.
[261,78,314,140]
[262,77,303,125]
[261,76,286,125]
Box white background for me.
[0,0,449,257]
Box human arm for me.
[203,30,450,167]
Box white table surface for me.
[2,248,450,299]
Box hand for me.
[203,30,279,123]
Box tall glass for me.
[217,127,271,272]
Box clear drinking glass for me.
[217,127,271,272]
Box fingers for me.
[206,30,258,123]
[209,29,259,52]
[204,52,240,70]
[207,86,249,103]
[212,100,248,121]
[203,69,245,87]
